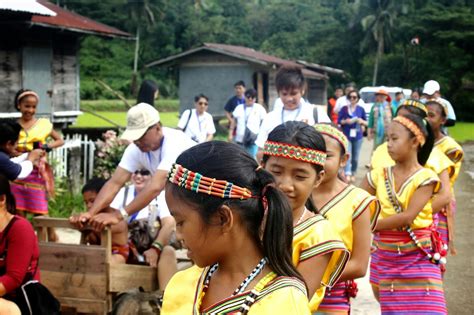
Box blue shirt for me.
[224,96,245,113]
[0,151,21,180]
[338,105,367,140]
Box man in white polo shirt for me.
[72,103,195,229]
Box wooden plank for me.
[109,263,157,292]
[38,243,107,273]
[257,72,264,105]
[41,270,108,300]
[34,216,76,229]
[57,297,107,314]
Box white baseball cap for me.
[422,80,440,95]
[121,103,160,141]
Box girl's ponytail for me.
[418,119,434,166]
[254,169,304,283]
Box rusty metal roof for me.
[146,43,332,80]
[28,1,131,38]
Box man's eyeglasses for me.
[198,102,208,106]
[134,169,151,176]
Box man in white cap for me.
[72,102,195,229]
[422,80,456,127]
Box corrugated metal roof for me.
[0,0,56,16]
[29,1,130,38]
[146,43,328,80]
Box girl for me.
[337,90,368,183]
[177,94,216,143]
[10,89,64,218]
[261,121,349,311]
[162,141,311,314]
[137,80,159,107]
[313,124,380,314]
[361,114,447,314]
[426,100,464,254]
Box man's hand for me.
[143,248,160,267]
[27,149,44,163]
[69,212,92,229]
[90,211,122,232]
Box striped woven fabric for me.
[375,230,447,314]
[316,281,351,314]
[436,212,449,246]
[10,167,48,214]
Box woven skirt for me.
[316,281,352,314]
[374,230,446,314]
[10,167,48,214]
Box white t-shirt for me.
[334,95,366,113]
[177,109,216,143]
[110,186,171,221]
[232,103,267,143]
[118,127,195,175]
[255,102,331,148]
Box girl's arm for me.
[47,129,65,149]
[360,176,376,195]
[339,209,371,281]
[297,254,331,297]
[375,184,435,231]
[228,118,236,142]
[431,169,452,214]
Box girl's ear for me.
[313,170,326,189]
[340,153,350,168]
[217,205,234,233]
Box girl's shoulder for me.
[426,146,455,175]
[435,136,464,160]
[293,213,327,236]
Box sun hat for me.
[375,89,389,97]
[121,103,160,141]
[422,80,440,95]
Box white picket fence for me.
[48,134,96,184]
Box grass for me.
[80,99,179,112]
[73,111,180,128]
[450,122,474,143]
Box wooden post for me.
[68,146,82,194]
[257,72,264,105]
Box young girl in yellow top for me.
[162,141,311,314]
[312,124,380,314]
[426,100,464,254]
[361,113,447,314]
[261,121,350,312]
[10,89,64,216]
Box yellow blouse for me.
[17,118,53,152]
[435,136,464,188]
[292,214,350,311]
[161,265,311,314]
[319,185,381,252]
[367,167,440,230]
[371,141,454,176]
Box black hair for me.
[14,89,36,111]
[394,113,434,166]
[426,100,447,119]
[166,141,303,282]
[395,99,427,118]
[0,119,21,149]
[194,93,209,103]
[262,121,326,214]
[347,90,360,101]
[82,178,107,194]
[244,88,257,99]
[234,80,245,87]
[137,80,159,107]
[0,174,16,214]
[395,91,403,97]
[275,65,305,92]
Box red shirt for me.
[0,215,40,293]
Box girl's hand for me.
[143,248,160,267]
[90,212,122,231]
[69,212,91,229]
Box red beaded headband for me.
[393,116,426,146]
[314,124,349,153]
[167,163,257,200]
[263,141,326,166]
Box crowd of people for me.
[0,63,464,314]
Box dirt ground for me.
[56,139,473,314]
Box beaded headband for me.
[17,91,39,104]
[399,99,427,114]
[168,163,256,200]
[313,124,349,153]
[263,141,326,166]
[393,116,426,146]
[426,99,448,116]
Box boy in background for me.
[224,80,246,128]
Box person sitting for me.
[0,119,43,181]
[81,178,129,264]
[177,94,216,143]
[0,174,39,315]
[110,169,178,292]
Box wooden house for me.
[0,0,130,125]
[146,43,344,118]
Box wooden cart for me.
[33,217,158,314]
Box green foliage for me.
[93,131,128,179]
[80,99,180,112]
[73,110,180,128]
[48,177,85,218]
[450,122,474,143]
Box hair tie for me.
[393,116,426,146]
[259,183,275,241]
[255,165,263,172]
